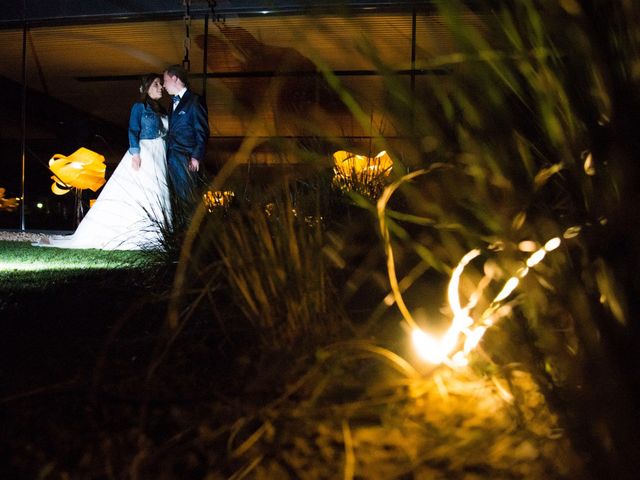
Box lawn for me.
[0,240,185,477]
[0,240,159,289]
[0,239,171,389]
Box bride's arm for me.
[128,103,143,170]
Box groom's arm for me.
[190,95,210,163]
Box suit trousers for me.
[167,151,197,205]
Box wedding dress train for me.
[38,134,171,250]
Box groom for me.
[163,64,210,209]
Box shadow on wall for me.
[196,24,347,134]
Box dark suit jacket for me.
[167,89,209,163]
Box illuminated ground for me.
[0,233,157,281]
[0,235,586,478]
[0,236,167,390]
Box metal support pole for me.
[411,7,417,93]
[410,7,417,134]
[20,20,27,231]
[203,13,208,98]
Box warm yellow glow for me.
[412,328,454,365]
[463,326,487,353]
[563,226,581,239]
[583,151,595,176]
[526,249,546,267]
[332,150,393,198]
[450,351,468,367]
[408,231,572,367]
[377,170,578,370]
[49,147,106,195]
[494,276,520,302]
[203,190,235,211]
[333,150,393,177]
[544,237,561,251]
[518,240,538,252]
[517,266,530,278]
[448,249,481,316]
[0,187,19,211]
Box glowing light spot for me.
[512,212,526,230]
[36,202,44,209]
[463,326,486,353]
[544,237,561,251]
[563,226,581,238]
[451,351,468,367]
[494,276,520,302]
[383,293,395,306]
[492,378,514,403]
[448,249,481,315]
[412,328,452,365]
[583,151,596,176]
[526,249,546,267]
[518,240,538,252]
[203,190,235,211]
[379,169,577,369]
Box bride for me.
[37,73,171,250]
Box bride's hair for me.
[139,73,166,115]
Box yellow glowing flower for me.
[332,150,393,198]
[333,150,393,177]
[0,187,19,211]
[49,147,106,195]
[203,190,235,211]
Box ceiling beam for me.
[1,1,438,29]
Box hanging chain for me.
[182,0,191,71]
[207,0,225,24]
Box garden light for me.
[333,150,393,178]
[332,150,393,198]
[410,232,568,367]
[0,187,19,212]
[49,147,106,195]
[203,190,235,211]
[377,165,575,369]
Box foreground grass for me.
[0,239,583,479]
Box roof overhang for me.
[2,1,436,28]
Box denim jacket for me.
[128,102,166,155]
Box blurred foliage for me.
[5,0,640,478]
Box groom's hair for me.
[165,64,189,88]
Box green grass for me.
[0,240,162,291]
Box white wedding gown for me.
[39,121,171,250]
